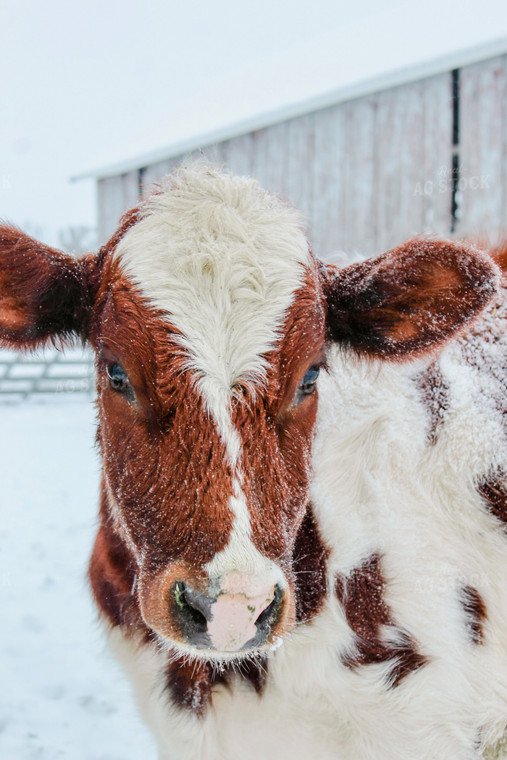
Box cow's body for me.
[106,275,507,760]
[1,165,506,759]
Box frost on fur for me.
[2,165,507,760]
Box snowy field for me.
[0,399,156,759]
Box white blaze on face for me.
[115,164,309,583]
[205,477,287,604]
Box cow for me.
[1,164,506,760]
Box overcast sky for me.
[2,0,507,249]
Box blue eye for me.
[106,362,131,394]
[300,366,320,395]
[293,366,320,406]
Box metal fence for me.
[0,346,95,403]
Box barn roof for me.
[76,36,507,181]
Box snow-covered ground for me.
[0,399,156,759]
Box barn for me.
[2,39,505,402]
[89,39,507,259]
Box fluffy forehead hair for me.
[114,164,310,392]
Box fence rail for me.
[0,347,94,402]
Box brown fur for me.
[460,586,487,645]
[88,484,150,636]
[1,205,502,713]
[91,293,236,643]
[478,474,507,528]
[490,241,507,273]
[335,554,427,687]
[292,506,329,623]
[0,226,91,348]
[237,266,325,560]
[166,655,268,716]
[166,658,215,717]
[87,240,327,647]
[415,361,450,446]
[325,238,499,359]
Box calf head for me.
[0,166,499,662]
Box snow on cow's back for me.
[114,164,310,395]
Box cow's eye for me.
[293,366,320,406]
[106,362,131,394]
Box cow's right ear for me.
[323,238,500,360]
[0,225,103,350]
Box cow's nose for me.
[171,579,284,652]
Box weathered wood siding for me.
[456,56,507,238]
[98,54,507,259]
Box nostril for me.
[172,582,210,636]
[254,584,284,634]
[181,585,213,622]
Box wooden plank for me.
[141,159,178,196]
[343,95,377,256]
[285,114,315,238]
[175,144,225,168]
[311,102,348,260]
[422,72,453,236]
[375,80,425,253]
[250,122,288,198]
[221,132,255,177]
[97,176,125,244]
[504,55,507,232]
[121,170,141,209]
[457,55,506,239]
[202,143,226,166]
[398,81,426,243]
[375,87,398,252]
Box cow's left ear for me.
[0,225,102,350]
[324,238,500,359]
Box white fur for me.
[115,165,308,584]
[106,168,507,759]
[108,336,507,759]
[115,163,308,420]
[204,477,286,600]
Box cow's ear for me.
[0,225,102,350]
[324,238,499,359]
